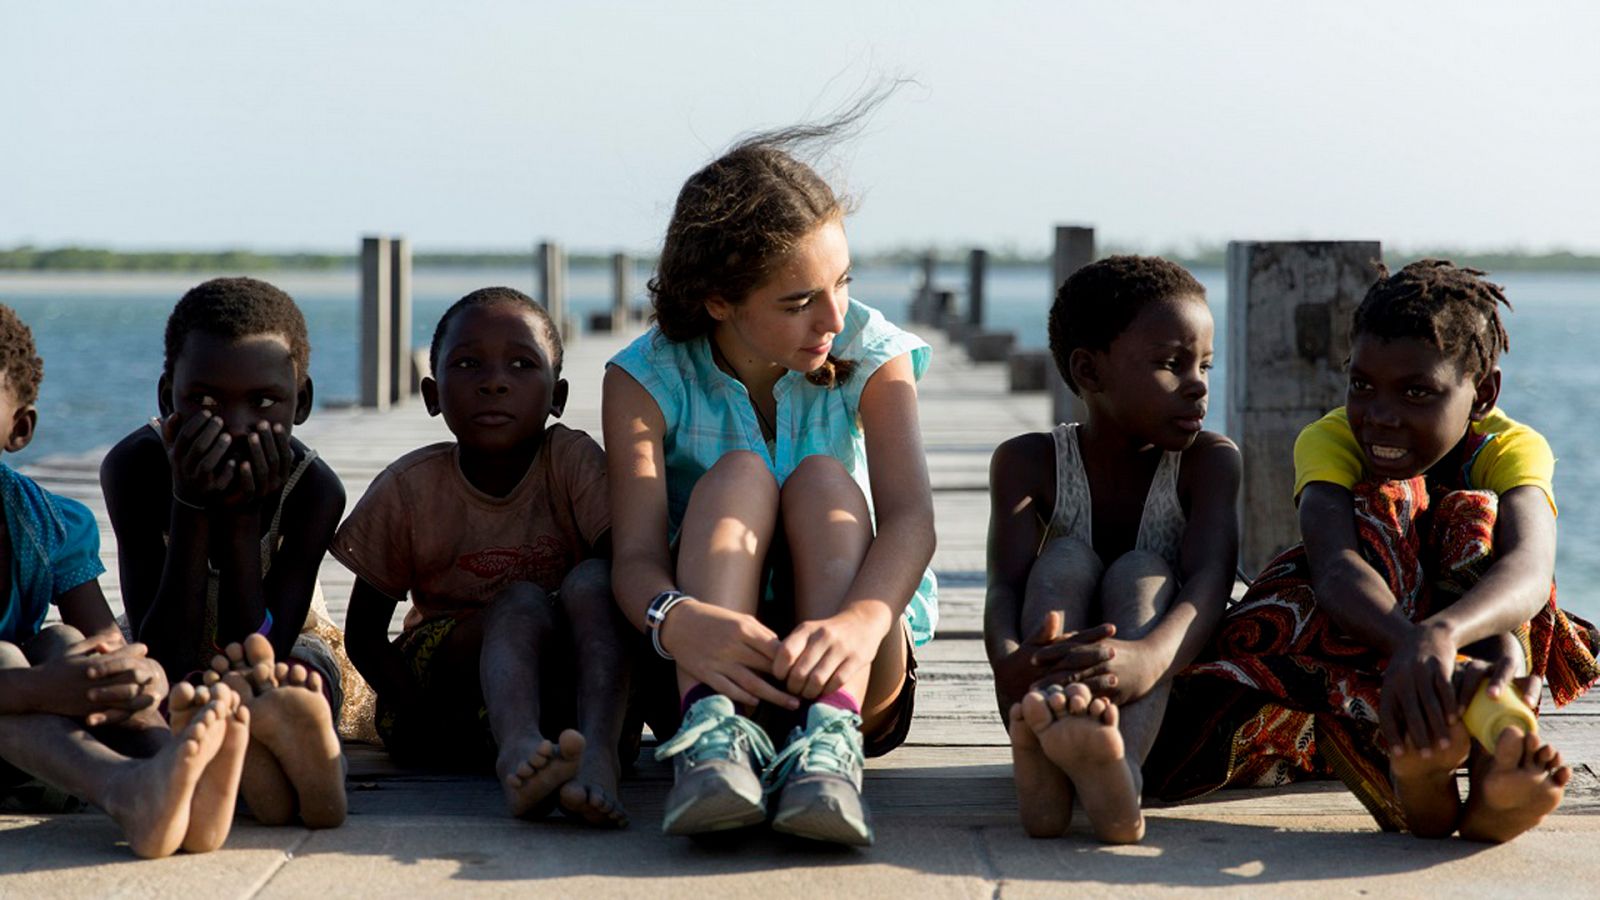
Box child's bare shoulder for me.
[990,431,1056,493]
[1178,430,1242,494]
[99,425,168,498]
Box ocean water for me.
[1,265,1596,620]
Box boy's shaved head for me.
[1048,255,1206,396]
[0,303,44,406]
[164,277,311,385]
[429,287,562,377]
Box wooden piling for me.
[538,240,567,336]
[1050,226,1094,425]
[967,248,988,326]
[1227,240,1382,574]
[388,237,412,404]
[359,235,392,411]
[612,252,631,330]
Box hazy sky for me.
[5,1,1597,255]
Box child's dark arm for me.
[1112,434,1242,696]
[242,456,346,661]
[344,577,421,711]
[100,430,215,677]
[1300,481,1457,753]
[985,434,1055,711]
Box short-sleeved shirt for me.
[331,424,610,632]
[0,463,106,645]
[608,298,939,646]
[1294,406,1557,515]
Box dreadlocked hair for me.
[1351,259,1511,379]
[648,87,903,388]
[0,303,44,407]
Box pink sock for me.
[814,690,860,715]
[680,682,716,717]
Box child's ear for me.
[1069,349,1103,394]
[549,377,569,419]
[420,376,441,417]
[294,378,314,426]
[1471,367,1501,422]
[5,406,36,453]
[157,374,175,418]
[704,295,732,324]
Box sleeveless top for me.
[1043,423,1186,570]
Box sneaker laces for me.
[654,698,776,767]
[762,709,863,793]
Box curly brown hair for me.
[0,303,44,407]
[1351,259,1511,379]
[1048,255,1206,396]
[648,104,896,388]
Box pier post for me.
[911,251,938,324]
[1050,226,1094,425]
[967,248,988,326]
[389,237,412,403]
[538,240,568,338]
[1228,240,1382,574]
[359,235,392,411]
[612,252,631,330]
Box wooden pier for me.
[6,323,1598,897]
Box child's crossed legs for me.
[1009,537,1176,843]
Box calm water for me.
[2,265,1596,619]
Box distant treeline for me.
[5,244,1600,273]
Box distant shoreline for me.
[5,245,1600,273]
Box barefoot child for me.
[0,302,249,857]
[605,119,937,847]
[100,277,348,829]
[985,256,1240,844]
[336,287,630,827]
[1148,260,1599,842]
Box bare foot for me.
[498,728,584,819]
[250,664,348,829]
[170,683,251,852]
[1024,684,1144,844]
[558,738,629,828]
[104,689,228,858]
[1008,699,1073,837]
[1459,727,1570,843]
[208,635,296,824]
[1389,718,1470,838]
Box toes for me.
[242,633,274,668]
[224,643,246,667]
[556,729,585,760]
[304,671,324,694]
[271,662,289,685]
[170,680,198,710]
[1063,683,1092,716]
[1019,691,1053,732]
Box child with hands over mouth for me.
[101,277,348,831]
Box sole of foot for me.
[111,689,229,858]
[250,664,347,829]
[1009,699,1073,838]
[1461,727,1570,843]
[1023,684,1144,844]
[557,745,628,828]
[173,683,251,853]
[1389,720,1470,839]
[500,729,585,819]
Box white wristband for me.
[645,590,692,660]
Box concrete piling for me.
[388,237,412,404]
[359,235,392,411]
[1050,226,1095,425]
[1227,240,1382,573]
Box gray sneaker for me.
[655,695,775,835]
[765,703,874,846]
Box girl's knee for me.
[781,455,868,516]
[1104,549,1174,585]
[558,559,613,615]
[1101,550,1178,631]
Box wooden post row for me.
[1050,226,1094,426]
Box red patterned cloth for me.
[1146,478,1600,830]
